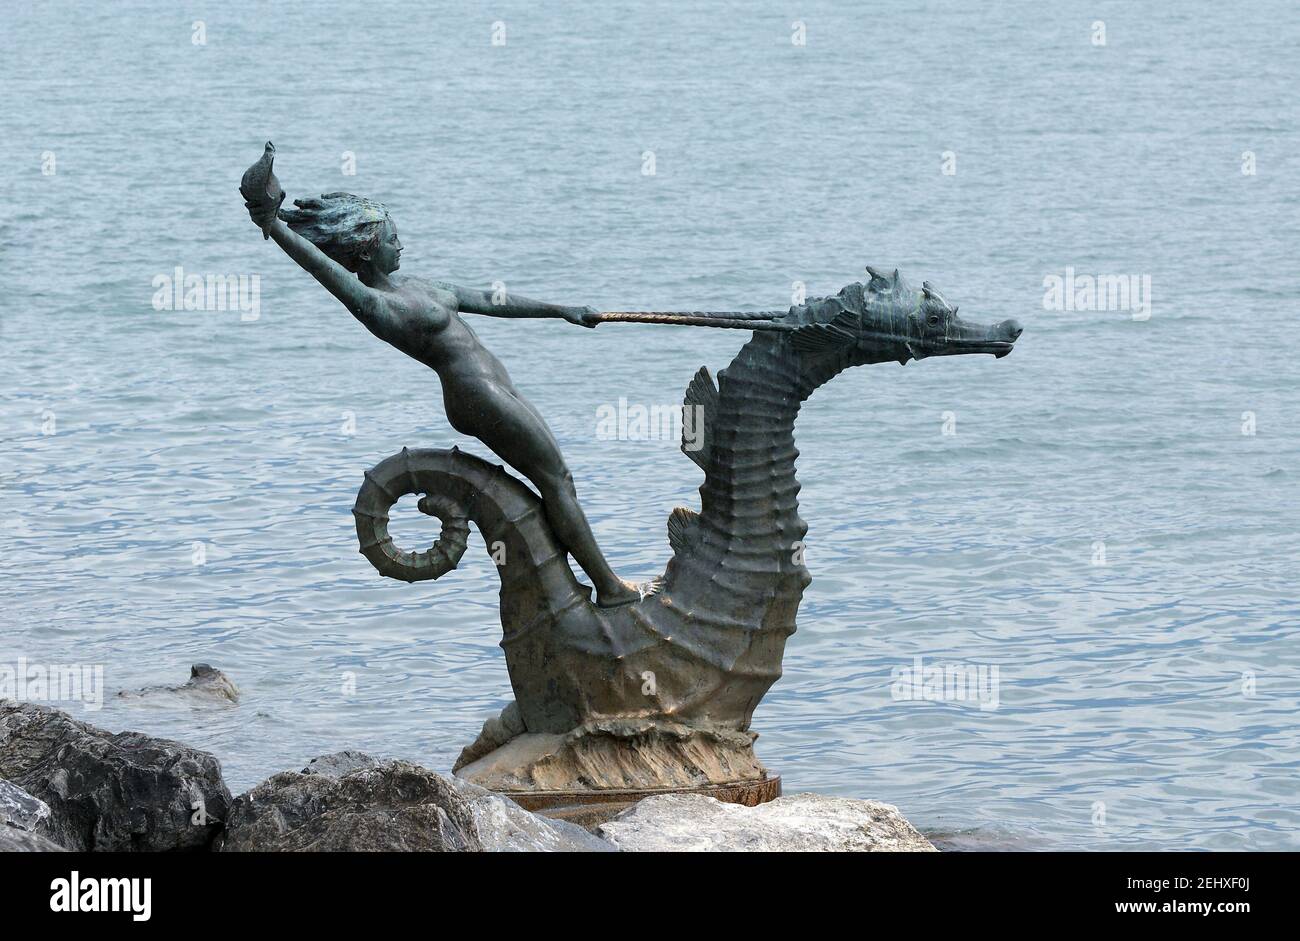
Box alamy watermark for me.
[50,872,151,921]
[1,658,104,711]
[596,398,705,450]
[152,266,261,321]
[891,655,1000,711]
[1042,267,1150,321]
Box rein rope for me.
[595,311,796,331]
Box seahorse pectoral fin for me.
[667,506,701,555]
[681,366,717,470]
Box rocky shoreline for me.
[1,694,934,853]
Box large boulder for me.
[598,792,936,852]
[0,703,231,851]
[217,759,481,852]
[219,754,614,852]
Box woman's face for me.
[368,219,402,273]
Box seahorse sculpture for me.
[353,268,1021,796]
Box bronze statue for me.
[242,144,642,607]
[243,144,1023,817]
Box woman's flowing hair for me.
[278,192,392,272]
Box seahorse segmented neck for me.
[663,328,856,609]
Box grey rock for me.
[0,779,51,831]
[598,792,937,852]
[217,760,482,852]
[117,663,240,704]
[0,703,230,852]
[448,777,616,852]
[219,757,615,853]
[301,750,380,777]
[0,824,67,852]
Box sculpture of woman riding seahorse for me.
[242,143,1023,803]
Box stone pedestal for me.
[453,713,781,828]
[497,777,781,829]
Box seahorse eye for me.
[927,314,940,326]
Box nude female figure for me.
[244,189,642,607]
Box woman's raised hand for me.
[244,198,279,231]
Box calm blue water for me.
[2,1,1297,850]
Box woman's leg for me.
[457,383,640,606]
[532,468,641,608]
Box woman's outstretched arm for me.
[250,208,400,332]
[451,285,598,328]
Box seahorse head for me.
[789,266,1023,366]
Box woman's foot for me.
[596,578,645,608]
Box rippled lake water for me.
[2,1,1297,850]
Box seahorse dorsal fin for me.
[682,366,716,470]
[790,310,859,353]
[667,506,701,555]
